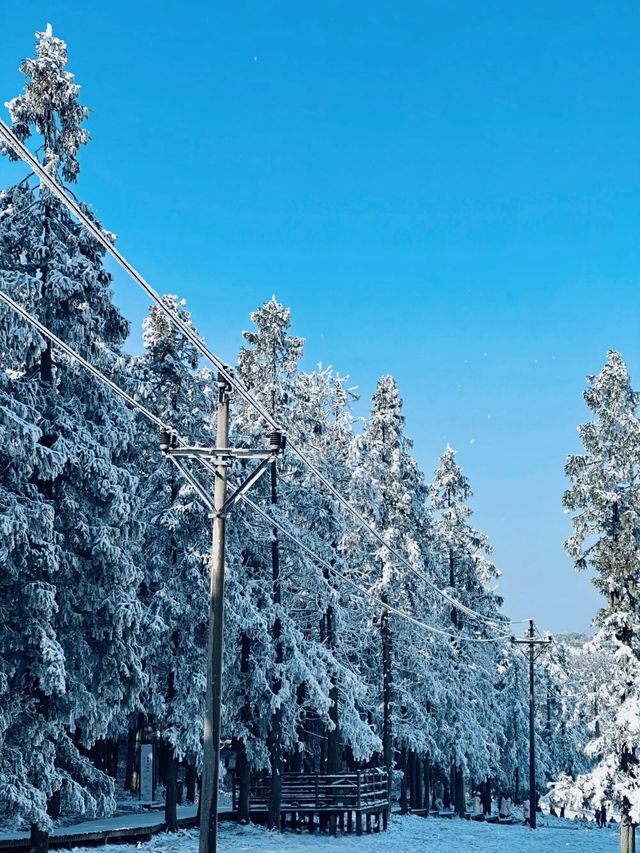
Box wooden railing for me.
[232,768,388,814]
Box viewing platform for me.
[232,769,389,835]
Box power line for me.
[0,289,164,427]
[0,116,502,628]
[0,288,509,646]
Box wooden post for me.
[356,771,362,836]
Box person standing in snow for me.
[499,796,511,819]
[523,798,531,826]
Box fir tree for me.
[430,445,505,813]
[0,27,144,846]
[563,351,640,853]
[132,295,213,828]
[348,375,438,814]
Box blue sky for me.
[1,1,639,633]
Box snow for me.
[92,816,619,853]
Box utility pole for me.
[160,372,286,853]
[511,620,551,830]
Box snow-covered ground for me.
[94,816,619,853]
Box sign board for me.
[140,744,154,801]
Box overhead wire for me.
[0,288,510,646]
[0,117,501,627]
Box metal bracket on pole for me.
[165,454,215,513]
[159,428,287,518]
[219,456,274,516]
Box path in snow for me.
[96,815,619,853]
[0,807,199,844]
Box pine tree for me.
[291,365,380,774]
[132,295,213,828]
[563,351,640,853]
[0,27,144,847]
[348,375,438,815]
[226,298,377,828]
[430,446,505,814]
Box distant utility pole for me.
[511,620,551,830]
[160,371,285,853]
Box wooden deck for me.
[0,806,203,852]
[233,769,389,836]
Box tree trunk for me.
[46,791,60,822]
[125,714,144,794]
[29,825,49,853]
[454,766,465,817]
[423,754,431,812]
[399,747,408,814]
[414,756,423,812]
[621,813,636,853]
[408,750,417,810]
[185,762,196,804]
[381,601,393,815]
[267,462,283,831]
[324,565,341,775]
[325,674,340,773]
[157,738,168,788]
[125,722,137,792]
[237,628,252,823]
[515,765,520,804]
[164,746,178,832]
[236,741,251,823]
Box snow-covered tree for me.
[225,298,366,827]
[0,26,144,848]
[132,295,214,828]
[562,351,640,853]
[290,365,380,772]
[495,648,530,800]
[430,446,505,812]
[347,375,442,811]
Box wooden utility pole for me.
[199,378,230,853]
[511,620,551,830]
[381,595,393,826]
[267,460,283,830]
[160,374,285,853]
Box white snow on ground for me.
[94,815,619,853]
